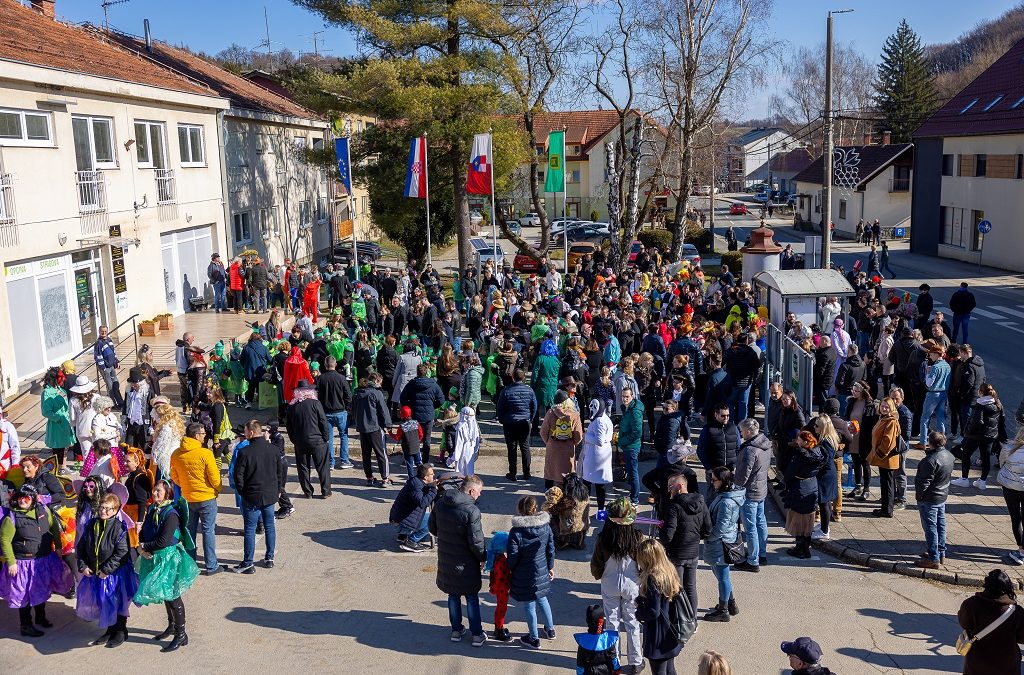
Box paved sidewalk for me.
[769,445,1024,587]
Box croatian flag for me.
[403,136,428,199]
[466,133,492,195]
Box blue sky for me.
[56,0,1021,116]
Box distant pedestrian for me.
[871,219,881,245]
[880,241,895,278]
[949,281,977,344]
[232,420,281,574]
[914,431,952,569]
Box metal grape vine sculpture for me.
[832,147,861,194]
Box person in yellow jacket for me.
[170,422,224,576]
[869,397,902,519]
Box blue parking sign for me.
[893,227,905,238]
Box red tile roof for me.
[915,37,1024,138]
[99,31,319,120]
[0,0,212,96]
[792,144,913,187]
[527,110,656,155]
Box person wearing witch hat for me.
[285,379,331,498]
[0,484,74,637]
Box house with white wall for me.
[911,36,1024,272]
[0,0,229,395]
[504,110,674,223]
[101,31,337,267]
[792,141,913,239]
[723,127,795,192]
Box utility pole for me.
[709,139,716,254]
[822,9,854,269]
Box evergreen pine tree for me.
[874,20,937,143]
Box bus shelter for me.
[753,269,856,413]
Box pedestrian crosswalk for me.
[922,302,1024,332]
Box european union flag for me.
[335,137,351,194]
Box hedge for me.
[720,251,743,273]
[636,229,673,251]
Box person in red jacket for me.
[228,258,244,313]
[302,273,322,323]
[283,347,313,402]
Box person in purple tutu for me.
[75,491,139,648]
[0,483,74,637]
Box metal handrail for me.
[76,169,106,212]
[156,168,176,204]
[0,314,139,408]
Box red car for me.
[628,240,643,264]
[729,203,749,215]
[514,245,543,273]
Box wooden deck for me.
[5,309,289,452]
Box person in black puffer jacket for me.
[389,463,437,551]
[428,474,487,644]
[696,404,739,487]
[285,381,331,498]
[953,383,1006,489]
[505,496,556,648]
[400,365,445,463]
[659,474,711,614]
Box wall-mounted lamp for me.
[58,232,67,246]
[124,139,136,151]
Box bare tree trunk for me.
[618,117,645,275]
[447,8,472,272]
[606,141,622,269]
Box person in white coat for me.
[69,376,99,458]
[391,342,422,406]
[581,399,614,510]
[447,407,481,477]
[830,317,852,395]
[0,404,21,477]
[90,395,121,447]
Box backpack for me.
[551,411,574,442]
[669,591,697,646]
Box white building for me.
[0,0,229,394]
[724,127,795,192]
[792,142,913,239]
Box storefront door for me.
[71,249,106,346]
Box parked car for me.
[332,240,383,265]
[694,185,712,196]
[470,210,484,226]
[752,191,770,203]
[729,203,749,215]
[681,243,701,266]
[514,245,544,273]
[519,213,541,227]
[628,240,643,264]
[553,224,611,247]
[550,241,600,267]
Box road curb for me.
[766,483,1005,589]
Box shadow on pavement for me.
[837,607,963,673]
[225,606,579,668]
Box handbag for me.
[258,381,279,410]
[955,605,1015,656]
[722,536,747,565]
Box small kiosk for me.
[753,268,857,413]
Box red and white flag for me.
[466,133,492,195]
[403,136,428,199]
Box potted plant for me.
[139,319,160,337]
[158,313,173,330]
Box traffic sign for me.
[978,219,992,234]
[893,227,905,238]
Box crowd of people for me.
[1,235,1022,673]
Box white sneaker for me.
[811,529,830,541]
[973,479,987,490]
[951,478,971,488]
[1008,550,1024,566]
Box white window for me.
[259,206,278,239]
[317,196,328,223]
[0,108,53,147]
[293,135,307,150]
[312,137,325,151]
[299,200,312,228]
[177,124,206,166]
[233,211,252,244]
[71,115,117,169]
[361,196,368,214]
[134,121,167,169]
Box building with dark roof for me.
[792,141,913,238]
[0,0,231,395]
[723,127,796,192]
[911,36,1024,271]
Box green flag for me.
[543,130,565,193]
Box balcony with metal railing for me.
[156,168,176,204]
[0,172,17,246]
[76,169,107,213]
[888,177,910,192]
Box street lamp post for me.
[822,9,853,270]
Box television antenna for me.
[101,0,131,31]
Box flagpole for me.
[346,134,359,282]
[424,134,433,266]
[562,125,568,274]
[489,128,497,265]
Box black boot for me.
[727,595,739,616]
[106,615,128,648]
[34,603,53,628]
[703,602,730,622]
[161,601,188,652]
[91,625,115,646]
[19,607,43,638]
[153,602,174,640]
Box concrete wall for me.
[931,134,1024,272]
[0,73,227,394]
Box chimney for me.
[862,133,872,146]
[882,131,891,146]
[144,18,153,53]
[30,0,55,19]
